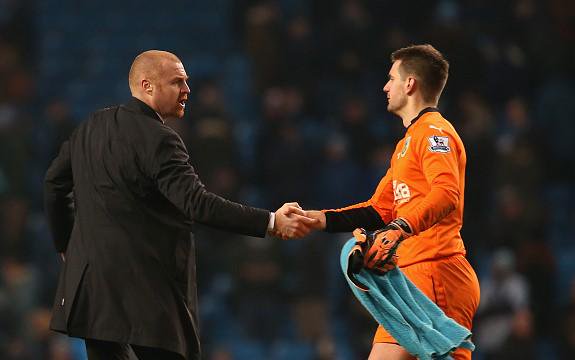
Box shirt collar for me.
[408,107,439,129]
[154,111,165,123]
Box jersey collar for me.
[408,107,439,129]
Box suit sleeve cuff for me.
[267,212,275,232]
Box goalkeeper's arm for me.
[305,206,386,233]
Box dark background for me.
[1,0,574,359]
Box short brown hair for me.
[391,44,449,104]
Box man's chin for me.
[172,109,186,119]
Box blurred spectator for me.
[283,16,318,96]
[28,99,76,208]
[230,237,288,344]
[25,307,53,359]
[187,80,241,200]
[496,96,542,193]
[243,1,284,92]
[516,235,557,338]
[35,99,76,165]
[475,249,529,359]
[315,134,362,209]
[1,197,29,258]
[284,297,331,359]
[208,347,233,360]
[548,0,575,42]
[0,0,35,63]
[326,0,374,81]
[339,96,376,168]
[0,93,32,197]
[454,91,496,258]
[0,257,38,359]
[255,86,316,208]
[495,308,537,360]
[535,77,575,183]
[559,277,575,359]
[489,185,538,250]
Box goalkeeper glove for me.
[363,218,413,274]
[350,227,398,274]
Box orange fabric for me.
[329,110,478,358]
[373,255,480,360]
[331,111,467,267]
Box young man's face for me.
[383,60,408,114]
[151,61,190,119]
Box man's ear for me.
[142,79,153,95]
[405,76,417,95]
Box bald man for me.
[44,50,316,360]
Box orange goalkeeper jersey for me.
[327,108,467,267]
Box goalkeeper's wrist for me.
[388,217,414,237]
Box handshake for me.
[269,203,414,274]
[268,203,325,239]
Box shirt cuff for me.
[267,212,276,232]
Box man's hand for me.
[363,218,413,274]
[271,202,319,239]
[303,210,326,230]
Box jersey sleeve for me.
[397,126,461,234]
[323,168,394,232]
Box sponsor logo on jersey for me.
[428,135,450,153]
[393,180,411,204]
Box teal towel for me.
[340,238,474,360]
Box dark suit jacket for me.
[44,98,270,359]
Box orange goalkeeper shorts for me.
[373,254,480,360]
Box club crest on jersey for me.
[428,135,450,153]
[397,136,411,159]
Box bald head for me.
[128,50,182,95]
[128,50,190,119]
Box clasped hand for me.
[270,202,321,239]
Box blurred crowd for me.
[1,0,575,359]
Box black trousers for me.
[85,338,182,360]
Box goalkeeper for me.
[304,45,480,360]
